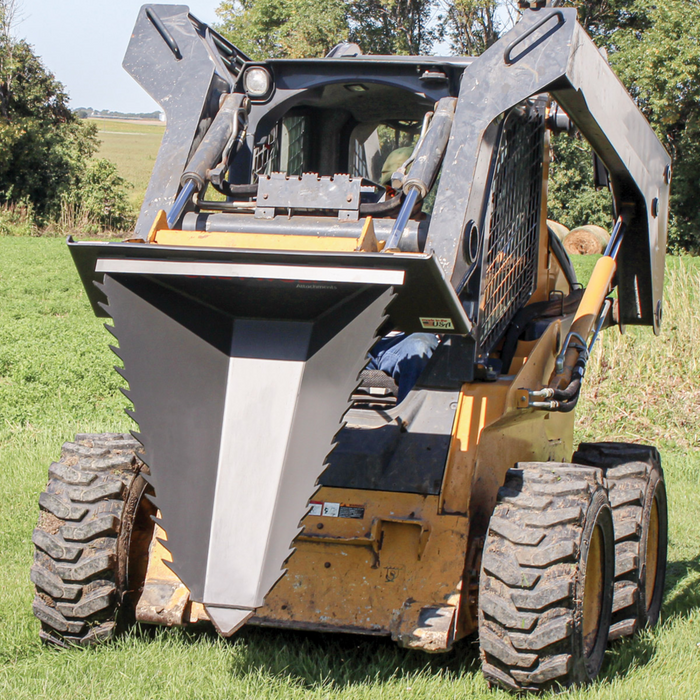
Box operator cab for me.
[215,58,470,225]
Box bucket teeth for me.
[100,272,394,624]
[163,559,187,584]
[108,344,124,362]
[205,606,254,637]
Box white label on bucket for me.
[420,317,454,330]
[322,502,340,517]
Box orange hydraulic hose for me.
[571,256,616,336]
[550,241,618,389]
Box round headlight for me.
[243,67,272,98]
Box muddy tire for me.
[31,433,150,647]
[478,463,615,692]
[573,442,667,639]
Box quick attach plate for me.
[255,173,362,220]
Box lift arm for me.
[427,6,670,331]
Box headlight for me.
[344,83,368,92]
[243,67,272,98]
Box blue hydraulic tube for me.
[383,188,419,251]
[166,179,196,229]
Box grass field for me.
[91,118,165,212]
[0,239,699,698]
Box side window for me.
[252,124,280,180]
[349,124,382,181]
[377,122,419,162]
[252,114,309,180]
[280,115,309,176]
[349,122,421,184]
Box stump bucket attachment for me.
[69,240,469,633]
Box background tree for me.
[441,0,500,55]
[0,0,132,230]
[348,0,439,54]
[547,135,613,231]
[216,0,349,58]
[551,0,700,250]
[217,0,440,58]
[609,0,700,250]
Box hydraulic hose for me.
[166,93,250,228]
[208,181,258,198]
[384,97,457,251]
[360,194,405,217]
[539,210,632,412]
[547,225,578,289]
[181,93,249,193]
[402,97,457,199]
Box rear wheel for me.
[31,433,151,646]
[478,463,615,692]
[573,442,667,638]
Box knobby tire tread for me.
[573,442,667,639]
[32,433,144,646]
[478,462,614,692]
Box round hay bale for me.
[547,219,570,241]
[563,225,610,255]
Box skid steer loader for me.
[31,1,670,691]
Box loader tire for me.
[573,442,667,639]
[478,463,615,693]
[31,433,149,647]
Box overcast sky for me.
[18,1,220,113]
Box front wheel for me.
[31,433,150,646]
[478,463,615,692]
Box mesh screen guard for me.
[477,100,546,354]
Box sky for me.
[18,1,221,113]
[16,1,483,114]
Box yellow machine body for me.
[132,156,578,649]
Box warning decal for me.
[420,317,454,330]
[307,501,365,519]
[339,505,365,519]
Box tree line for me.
[0,0,132,233]
[215,0,504,58]
[1,0,697,247]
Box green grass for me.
[91,118,165,212]
[0,240,699,698]
[576,256,700,450]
